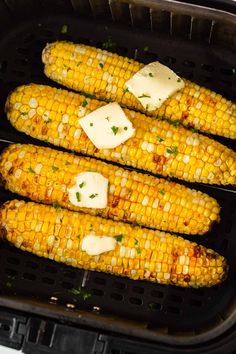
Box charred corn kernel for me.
[0,144,221,235]
[0,200,228,288]
[42,41,236,139]
[6,84,236,185]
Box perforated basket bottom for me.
[0,13,236,345]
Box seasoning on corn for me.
[0,200,228,288]
[42,41,236,139]
[6,84,236,185]
[0,143,220,235]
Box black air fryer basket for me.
[0,0,236,353]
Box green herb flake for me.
[89,193,98,199]
[169,119,181,127]
[191,128,198,133]
[90,122,93,127]
[148,72,154,77]
[177,78,182,83]
[102,36,116,51]
[105,116,110,121]
[21,112,27,116]
[123,87,129,94]
[166,146,178,156]
[28,166,35,173]
[143,46,149,52]
[168,77,171,80]
[52,165,59,172]
[69,287,92,301]
[65,161,71,165]
[138,93,151,99]
[76,61,82,67]
[134,238,138,246]
[99,62,104,68]
[124,126,128,131]
[159,189,165,196]
[61,24,68,34]
[157,136,164,143]
[52,202,61,209]
[114,234,123,242]
[137,248,141,254]
[89,223,93,231]
[76,192,81,202]
[45,118,52,124]
[79,182,85,188]
[111,126,119,135]
[55,236,59,241]
[82,92,96,99]
[82,100,88,108]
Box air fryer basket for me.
[0,0,236,350]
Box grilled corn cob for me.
[0,200,228,288]
[6,84,236,185]
[42,41,236,139]
[0,143,220,235]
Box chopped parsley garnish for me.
[157,136,164,143]
[111,126,119,135]
[61,24,68,34]
[45,118,52,124]
[114,234,123,242]
[123,88,129,93]
[82,92,96,99]
[90,122,93,127]
[177,78,182,83]
[102,36,116,51]
[137,248,141,254]
[168,77,171,80]
[89,223,93,231]
[134,239,138,246]
[99,62,104,68]
[79,182,85,188]
[148,72,154,77]
[55,236,59,241]
[52,165,59,172]
[52,202,61,209]
[105,116,110,121]
[145,104,150,111]
[169,119,181,127]
[76,192,81,202]
[65,161,71,165]
[69,287,92,300]
[124,126,128,131]
[166,146,178,156]
[82,100,88,108]
[76,61,82,67]
[138,94,151,98]
[191,128,198,133]
[143,46,149,52]
[21,112,27,116]
[28,166,35,173]
[159,189,165,196]
[77,235,80,240]
[89,193,98,199]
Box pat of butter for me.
[68,172,108,209]
[125,61,185,111]
[79,102,135,149]
[82,234,117,256]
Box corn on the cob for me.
[0,143,220,235]
[42,41,236,139]
[0,199,227,288]
[6,84,236,185]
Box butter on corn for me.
[6,84,236,185]
[0,200,228,288]
[0,143,221,235]
[42,41,236,139]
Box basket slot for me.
[109,0,131,25]
[150,9,171,34]
[88,0,112,19]
[191,17,213,42]
[70,0,92,16]
[128,4,151,29]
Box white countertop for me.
[0,345,23,353]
